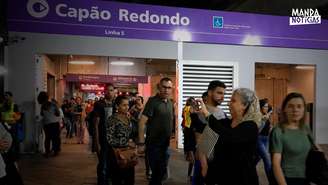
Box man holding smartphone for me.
[187,80,227,185]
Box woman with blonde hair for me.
[270,92,312,185]
[199,88,262,185]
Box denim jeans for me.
[97,144,111,185]
[64,118,73,138]
[192,160,205,185]
[256,135,272,180]
[146,143,170,185]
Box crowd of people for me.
[0,77,323,185]
[181,80,321,185]
[87,77,321,185]
[91,78,174,185]
[35,83,148,185]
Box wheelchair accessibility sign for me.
[213,16,224,28]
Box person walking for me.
[37,92,61,157]
[138,77,175,185]
[270,93,312,185]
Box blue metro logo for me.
[213,16,223,28]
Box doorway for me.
[35,54,179,148]
[255,63,316,130]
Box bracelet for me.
[137,142,145,146]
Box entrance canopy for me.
[8,0,328,50]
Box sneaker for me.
[162,168,170,183]
[147,174,152,180]
[146,170,152,180]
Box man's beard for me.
[211,98,222,106]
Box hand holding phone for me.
[191,99,202,111]
[263,110,272,120]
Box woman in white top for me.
[38,92,61,157]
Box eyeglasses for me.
[161,85,172,90]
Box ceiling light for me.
[69,61,95,65]
[295,65,315,70]
[173,30,192,41]
[110,61,134,66]
[242,35,262,45]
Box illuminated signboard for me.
[80,84,105,91]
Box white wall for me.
[6,32,328,152]
[183,42,328,143]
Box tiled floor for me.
[18,137,190,185]
[17,137,328,185]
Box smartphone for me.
[191,99,202,111]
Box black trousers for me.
[0,162,24,185]
[8,124,20,161]
[145,146,151,177]
[108,147,135,185]
[97,144,111,185]
[147,144,169,185]
[43,122,61,154]
[285,178,309,185]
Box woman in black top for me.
[106,96,135,185]
[199,88,262,185]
